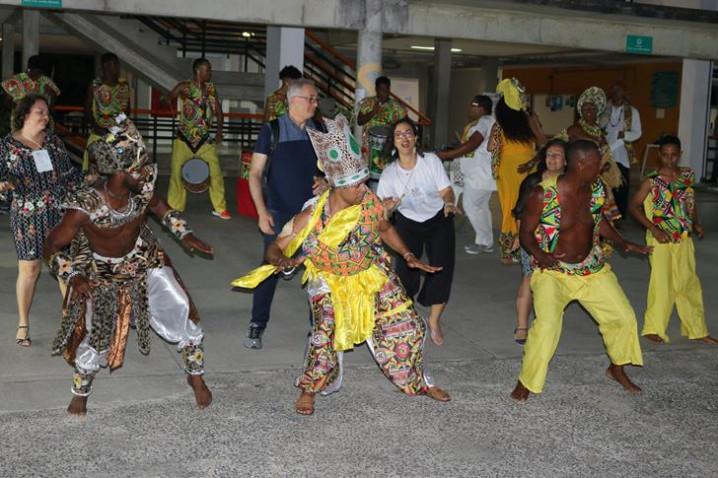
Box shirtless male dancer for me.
[45,117,213,414]
[511,140,650,401]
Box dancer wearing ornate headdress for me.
[44,114,213,415]
[233,114,450,415]
[562,86,623,222]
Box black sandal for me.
[16,325,31,347]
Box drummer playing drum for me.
[357,76,408,186]
[167,58,231,220]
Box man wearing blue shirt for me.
[244,79,326,349]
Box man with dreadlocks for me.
[233,114,450,415]
[44,115,213,415]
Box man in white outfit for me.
[439,95,496,254]
[603,81,642,218]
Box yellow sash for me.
[231,190,387,351]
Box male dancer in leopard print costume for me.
[45,115,213,415]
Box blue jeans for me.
[249,209,295,329]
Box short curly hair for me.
[12,94,49,132]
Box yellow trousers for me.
[518,266,643,393]
[642,237,708,342]
[167,139,227,212]
[82,132,102,172]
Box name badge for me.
[32,149,54,173]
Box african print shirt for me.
[645,168,695,242]
[264,88,287,122]
[302,189,385,277]
[358,96,407,130]
[91,78,131,130]
[533,176,606,275]
[2,73,60,103]
[178,80,218,150]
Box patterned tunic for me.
[0,134,81,260]
[358,96,407,177]
[645,168,695,242]
[532,176,606,276]
[264,88,287,122]
[178,81,218,151]
[91,78,131,130]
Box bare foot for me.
[187,375,212,409]
[510,381,530,401]
[295,391,315,415]
[606,364,641,395]
[67,395,87,415]
[693,335,718,345]
[429,318,444,346]
[425,386,451,402]
[643,334,664,343]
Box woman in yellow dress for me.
[489,78,545,264]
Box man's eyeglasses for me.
[295,95,320,104]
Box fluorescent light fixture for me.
[242,31,254,38]
[410,45,462,53]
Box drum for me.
[367,126,391,179]
[181,158,210,193]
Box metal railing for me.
[53,106,265,159]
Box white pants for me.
[462,184,494,248]
[75,266,204,374]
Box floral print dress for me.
[0,133,81,260]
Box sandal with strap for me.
[514,327,528,345]
[425,386,451,402]
[295,392,315,415]
[16,325,31,347]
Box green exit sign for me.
[21,0,62,7]
[626,35,653,54]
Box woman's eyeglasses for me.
[394,130,415,139]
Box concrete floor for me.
[1,177,717,477]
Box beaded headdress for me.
[89,114,153,175]
[307,114,369,188]
[577,86,607,117]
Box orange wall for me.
[502,61,682,169]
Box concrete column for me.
[677,59,712,179]
[355,0,382,137]
[135,77,151,110]
[431,38,452,148]
[2,23,14,80]
[482,59,499,93]
[264,26,304,99]
[21,9,39,70]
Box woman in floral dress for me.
[0,94,81,346]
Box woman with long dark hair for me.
[488,78,545,264]
[378,117,457,345]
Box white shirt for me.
[604,104,642,169]
[377,152,451,222]
[460,115,496,191]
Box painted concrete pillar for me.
[2,23,14,80]
[21,9,39,70]
[431,38,452,147]
[677,59,712,179]
[264,26,304,99]
[482,59,499,93]
[355,0,382,137]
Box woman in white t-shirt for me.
[378,118,457,346]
